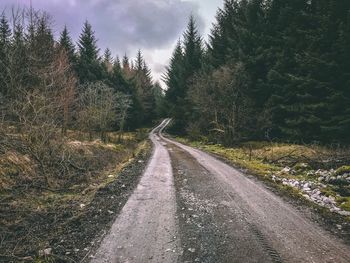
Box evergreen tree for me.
[122,54,131,78]
[165,16,203,133]
[114,56,121,70]
[153,81,166,118]
[25,13,55,90]
[110,58,129,94]
[183,15,203,78]
[133,50,154,124]
[103,48,112,65]
[101,47,113,79]
[0,15,11,47]
[77,21,101,83]
[0,15,11,96]
[8,22,28,98]
[164,40,184,106]
[34,15,55,64]
[135,50,143,71]
[59,25,76,65]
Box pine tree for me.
[102,48,113,73]
[34,15,55,63]
[122,54,131,78]
[110,58,129,94]
[0,15,11,47]
[164,40,185,133]
[165,16,203,133]
[0,15,11,96]
[153,81,166,118]
[133,50,154,124]
[207,0,239,68]
[164,40,184,104]
[142,60,156,122]
[113,56,121,72]
[8,23,27,98]
[78,21,99,62]
[26,13,55,89]
[59,25,76,65]
[135,50,143,71]
[183,16,203,77]
[77,21,101,83]
[103,48,112,64]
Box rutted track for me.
[90,119,350,263]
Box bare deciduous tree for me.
[190,63,252,144]
[53,49,77,135]
[115,92,132,141]
[78,82,117,142]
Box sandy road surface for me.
[91,119,350,263]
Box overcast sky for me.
[1,0,223,86]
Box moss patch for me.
[335,166,350,175]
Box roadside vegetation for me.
[175,137,350,219]
[0,128,150,261]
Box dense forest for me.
[0,7,163,140]
[164,0,350,145]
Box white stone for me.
[39,248,52,256]
[281,167,291,173]
[338,210,350,216]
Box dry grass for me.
[0,127,150,260]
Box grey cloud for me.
[1,0,205,58]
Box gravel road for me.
[90,119,350,263]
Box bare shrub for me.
[77,82,118,142]
[115,92,132,141]
[190,63,252,144]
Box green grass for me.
[340,197,350,211]
[335,166,350,175]
[177,138,282,177]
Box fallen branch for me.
[270,149,297,163]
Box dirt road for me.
[91,120,180,262]
[90,119,350,263]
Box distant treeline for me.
[164,0,350,144]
